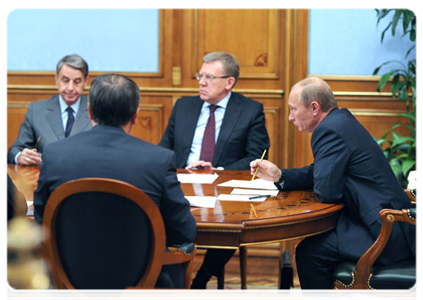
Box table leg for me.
[239,246,247,289]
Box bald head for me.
[292,77,338,112]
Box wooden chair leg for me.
[239,246,247,289]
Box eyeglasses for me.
[196,72,230,82]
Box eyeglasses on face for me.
[196,72,230,82]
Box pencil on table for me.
[250,202,258,218]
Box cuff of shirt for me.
[274,173,285,191]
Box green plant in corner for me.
[372,9,416,188]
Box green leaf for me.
[401,160,416,176]
[381,123,401,139]
[390,162,401,176]
[397,86,408,102]
[391,10,403,36]
[399,112,416,122]
[378,70,397,91]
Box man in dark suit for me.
[159,52,270,288]
[250,77,415,289]
[33,74,196,288]
[159,52,269,170]
[7,54,92,165]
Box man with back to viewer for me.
[7,54,92,165]
[33,73,196,288]
[250,77,415,289]
[159,51,270,288]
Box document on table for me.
[217,194,268,202]
[185,196,216,208]
[26,201,34,216]
[177,173,219,184]
[230,188,279,197]
[217,178,278,190]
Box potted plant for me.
[373,9,416,188]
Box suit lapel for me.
[45,95,65,139]
[213,93,242,165]
[181,98,204,164]
[72,96,91,135]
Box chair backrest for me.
[42,178,166,289]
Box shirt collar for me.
[59,95,81,113]
[205,91,231,109]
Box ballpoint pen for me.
[249,194,270,200]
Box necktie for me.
[65,107,75,138]
[200,105,218,163]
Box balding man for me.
[250,77,415,289]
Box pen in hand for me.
[34,136,41,150]
[251,149,267,181]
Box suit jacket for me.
[281,108,415,265]
[33,125,196,288]
[7,95,92,163]
[159,92,270,170]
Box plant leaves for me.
[399,112,416,122]
[401,160,416,176]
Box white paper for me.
[231,188,279,196]
[26,201,34,216]
[217,178,278,190]
[217,194,268,202]
[185,196,216,208]
[177,173,219,184]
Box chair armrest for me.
[163,243,197,265]
[405,189,416,204]
[176,243,195,255]
[353,208,416,288]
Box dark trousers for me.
[202,249,237,276]
[295,229,341,289]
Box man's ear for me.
[131,108,140,125]
[311,101,320,115]
[87,102,94,121]
[226,77,236,90]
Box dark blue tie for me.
[65,107,75,138]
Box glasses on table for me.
[196,72,231,82]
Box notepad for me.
[230,188,279,197]
[217,178,278,190]
[185,196,216,208]
[177,173,219,184]
[217,194,268,202]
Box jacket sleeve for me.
[158,102,177,150]
[7,103,36,163]
[223,102,270,170]
[160,151,196,246]
[311,125,349,204]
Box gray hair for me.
[203,52,240,86]
[295,77,338,112]
[56,54,89,78]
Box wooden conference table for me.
[8,164,344,288]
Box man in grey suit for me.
[7,54,92,165]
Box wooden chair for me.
[405,188,416,204]
[333,207,415,289]
[41,178,196,289]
